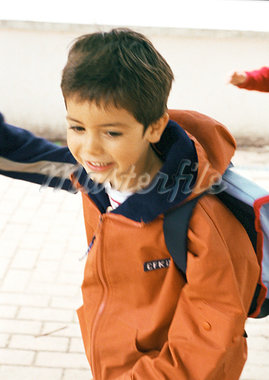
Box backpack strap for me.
[163,194,205,275]
[164,183,269,318]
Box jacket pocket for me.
[98,318,141,379]
[223,336,247,379]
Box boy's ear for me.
[146,112,169,143]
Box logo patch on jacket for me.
[144,258,171,272]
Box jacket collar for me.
[77,120,198,223]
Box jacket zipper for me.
[90,215,109,380]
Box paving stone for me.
[0,333,9,348]
[9,334,69,352]
[246,335,269,350]
[0,319,42,335]
[0,348,34,365]
[38,244,66,260]
[1,269,31,292]
[0,239,18,258]
[17,306,74,323]
[35,351,90,369]
[56,271,84,286]
[240,363,269,380]
[50,296,82,310]
[63,368,92,380]
[245,317,269,337]
[26,281,79,297]
[0,202,20,215]
[245,348,269,365]
[69,337,85,353]
[0,225,26,241]
[31,260,60,282]
[26,219,51,233]
[0,305,18,318]
[41,322,81,338]
[19,195,42,209]
[0,365,63,380]
[11,249,39,270]
[18,232,47,250]
[0,257,11,279]
[9,209,39,224]
[0,292,50,307]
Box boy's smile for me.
[66,98,168,191]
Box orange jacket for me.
[76,110,259,380]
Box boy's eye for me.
[70,126,85,132]
[106,131,122,137]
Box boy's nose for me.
[83,136,103,156]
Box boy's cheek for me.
[68,148,79,162]
[66,140,79,162]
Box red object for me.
[237,66,269,92]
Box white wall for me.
[0,21,269,143]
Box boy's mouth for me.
[85,161,114,172]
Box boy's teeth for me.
[91,162,109,167]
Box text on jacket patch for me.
[144,258,171,272]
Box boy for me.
[60,28,259,380]
[1,28,260,379]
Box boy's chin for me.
[84,168,134,190]
[84,169,114,185]
[87,173,107,184]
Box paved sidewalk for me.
[0,178,91,379]
[0,148,269,380]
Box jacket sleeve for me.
[237,66,269,92]
[0,113,78,191]
[116,196,259,380]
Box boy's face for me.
[66,98,167,191]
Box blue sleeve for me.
[0,113,79,191]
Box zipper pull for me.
[79,235,96,261]
[79,214,103,261]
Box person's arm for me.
[229,66,269,92]
[0,113,79,190]
[116,196,259,379]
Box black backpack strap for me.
[163,194,204,275]
[256,298,269,318]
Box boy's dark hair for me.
[61,28,174,129]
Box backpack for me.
[163,166,269,318]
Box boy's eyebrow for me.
[97,122,127,128]
[66,116,83,123]
[66,116,127,128]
